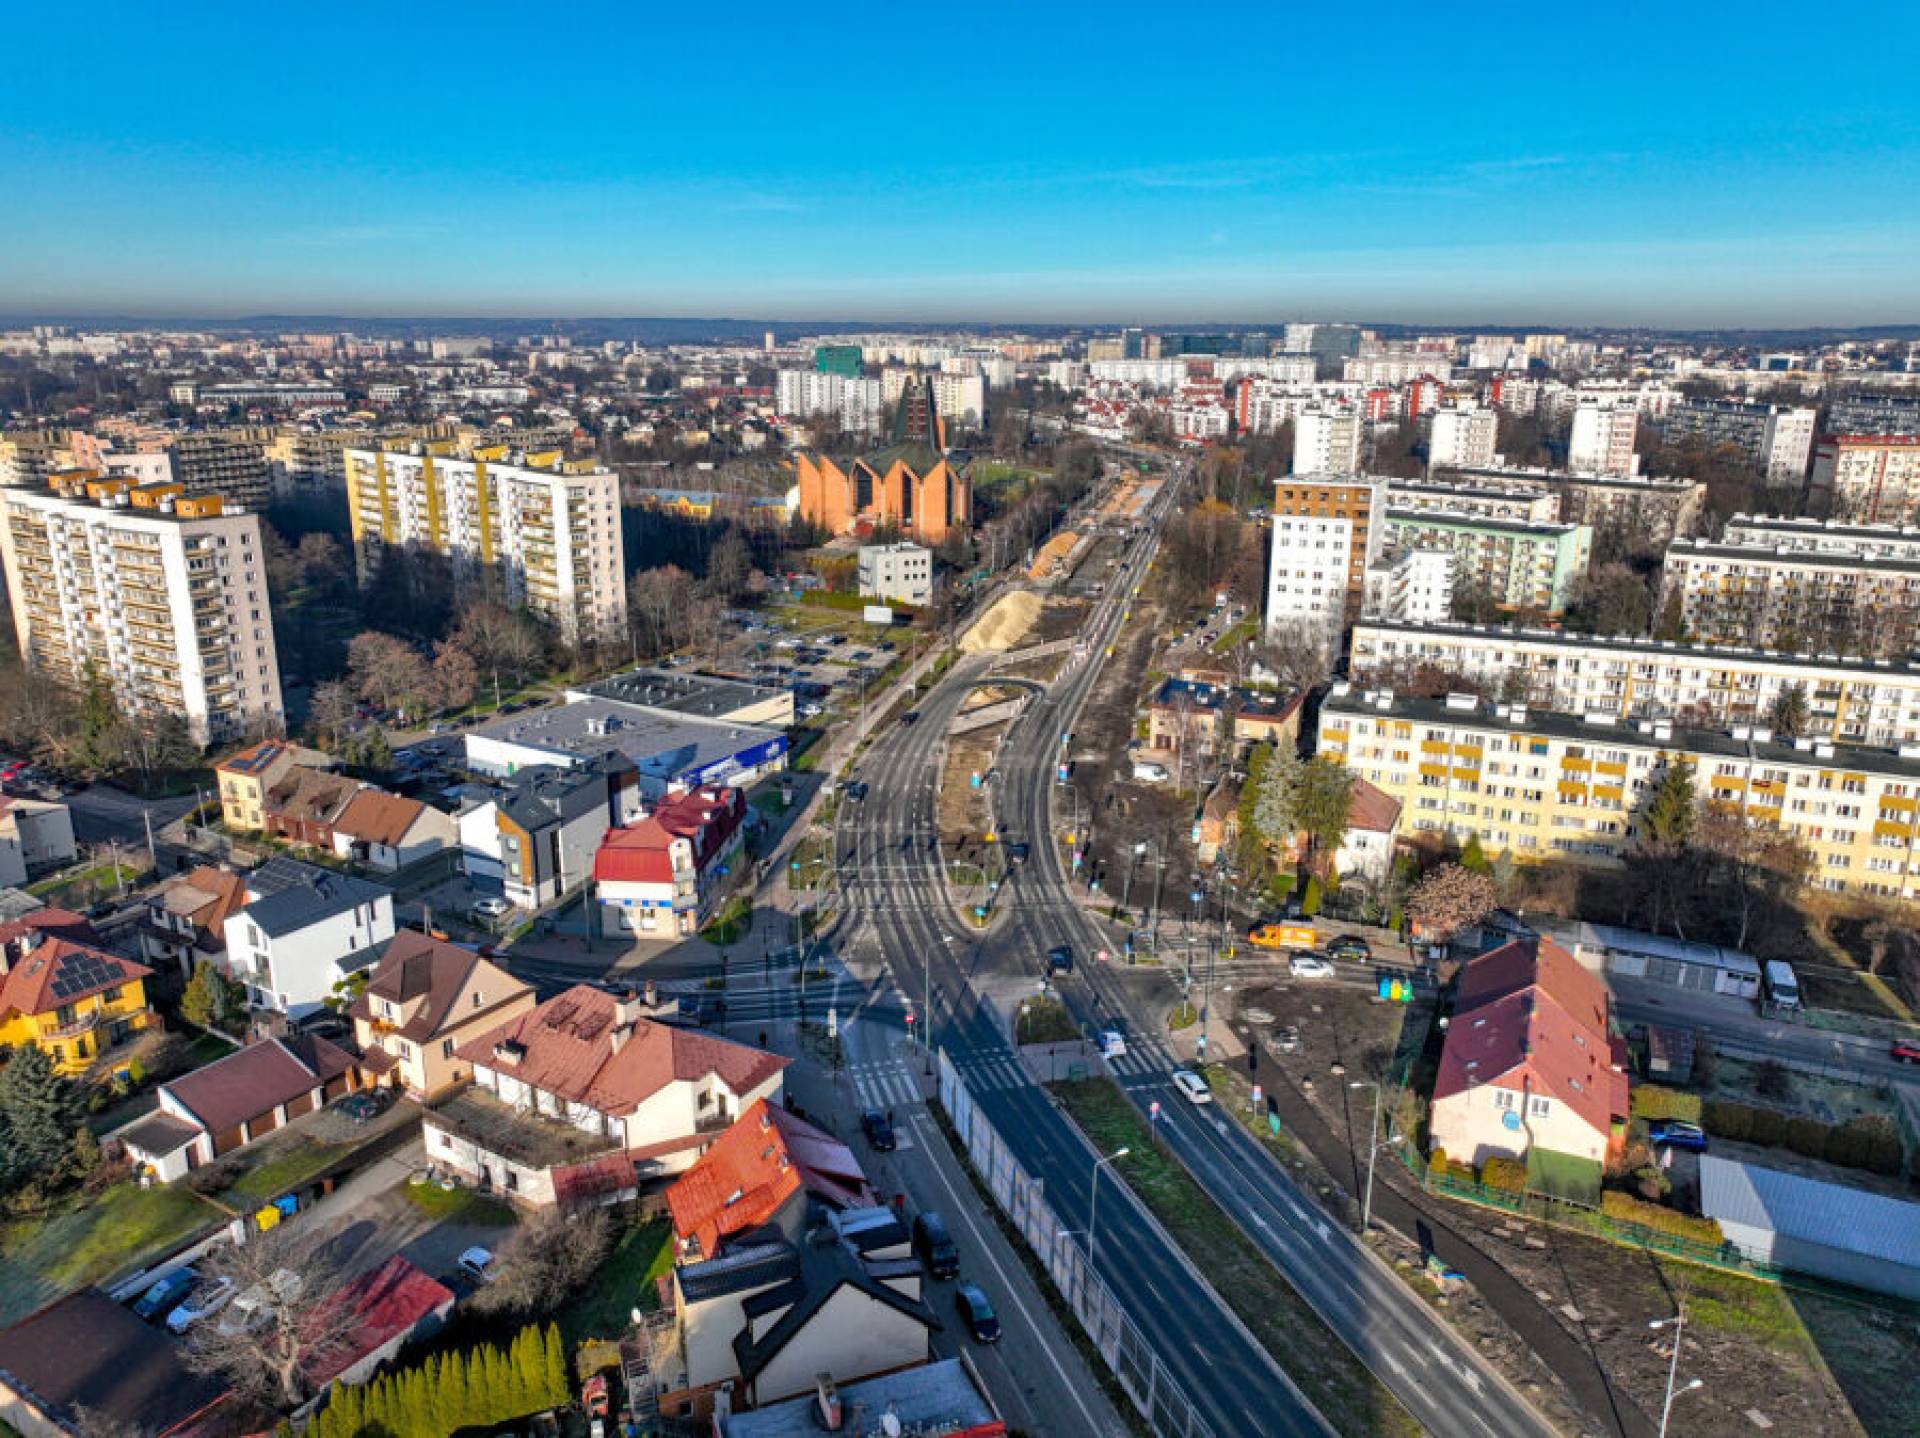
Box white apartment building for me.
[774,371,886,432]
[0,476,284,744]
[1567,402,1640,478]
[1427,405,1499,473]
[856,541,933,606]
[1343,353,1453,385]
[1811,435,1920,525]
[1292,405,1363,475]
[1446,465,1706,548]
[344,444,625,648]
[1265,475,1386,650]
[1348,618,1920,748]
[1386,478,1559,523]
[1363,548,1453,623]
[1235,381,1363,436]
[1661,536,1920,658]
[880,368,986,427]
[1661,399,1817,485]
[1720,513,1920,559]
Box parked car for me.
[166,1276,235,1334]
[337,1090,392,1124]
[912,1212,960,1280]
[901,711,920,725]
[1005,841,1030,863]
[1270,1026,1301,1054]
[457,1247,497,1284]
[861,1109,896,1152]
[1326,935,1372,962]
[218,1269,302,1336]
[1649,1120,1707,1152]
[1892,1040,1920,1065]
[470,896,512,921]
[1288,954,1336,979]
[1248,922,1316,951]
[1171,1069,1212,1105]
[1046,944,1074,975]
[132,1267,198,1321]
[954,1283,1001,1343]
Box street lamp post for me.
[1349,1079,1387,1232]
[1649,1308,1703,1438]
[1088,1145,1131,1280]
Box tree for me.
[1459,834,1491,874]
[628,565,692,658]
[1249,742,1302,852]
[182,959,247,1035]
[449,602,549,705]
[307,680,358,748]
[0,1044,82,1191]
[1293,757,1354,876]
[347,631,435,721]
[1251,628,1333,694]
[431,639,479,712]
[1406,863,1498,943]
[1766,682,1809,739]
[469,1207,613,1321]
[1564,562,1653,636]
[703,528,753,602]
[1641,757,1698,847]
[181,1230,347,1409]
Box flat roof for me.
[1541,919,1760,976]
[1386,508,1582,539]
[575,668,790,722]
[720,1357,996,1438]
[468,698,783,783]
[1451,464,1702,493]
[1669,538,1920,575]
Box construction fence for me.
[937,1049,1215,1438]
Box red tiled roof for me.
[334,789,429,848]
[666,1098,873,1259]
[593,786,745,886]
[302,1255,455,1388]
[0,936,150,1017]
[1345,776,1402,835]
[0,906,97,951]
[162,1034,356,1136]
[1434,938,1622,1139]
[456,985,787,1118]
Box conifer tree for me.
[542,1323,571,1408]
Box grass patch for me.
[27,861,141,905]
[700,895,753,945]
[556,1217,675,1348]
[226,1139,354,1207]
[403,1182,518,1227]
[1797,1290,1920,1438]
[0,1184,222,1325]
[1167,1002,1197,1030]
[1210,617,1257,653]
[1052,1078,1420,1438]
[1013,997,1080,1046]
[1659,1260,1817,1360]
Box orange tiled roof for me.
[666,1098,873,1259]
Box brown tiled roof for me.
[154,867,250,937]
[162,1034,355,1136]
[349,930,527,1044]
[1346,775,1403,835]
[335,789,429,848]
[0,905,96,950]
[456,985,787,1118]
[0,937,150,1017]
[265,768,361,825]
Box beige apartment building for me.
[1811,434,1920,525]
[0,475,283,744]
[1350,619,1920,749]
[1318,684,1920,900]
[344,442,626,647]
[1447,465,1705,549]
[1661,537,1920,658]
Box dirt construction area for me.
[938,720,1008,848]
[960,590,1042,651]
[1224,979,1906,1437]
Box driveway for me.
[301,1138,516,1288]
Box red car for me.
[1891,1040,1920,1065]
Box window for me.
[1492,1090,1516,1110]
[1527,1096,1551,1118]
[443,1038,456,1058]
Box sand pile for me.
[961,590,1042,652]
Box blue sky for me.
[5,1,1918,326]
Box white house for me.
[220,858,395,1018]
[592,786,748,937]
[0,797,76,889]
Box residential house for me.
[1429,937,1628,1195]
[261,766,363,852]
[1332,776,1403,884]
[0,798,75,889]
[421,985,787,1206]
[1144,678,1304,777]
[460,757,640,909]
[593,785,748,937]
[0,929,154,1075]
[661,1196,937,1418]
[1195,776,1241,867]
[0,1289,232,1437]
[117,1032,361,1181]
[349,930,536,1099]
[138,865,249,978]
[221,858,395,1018]
[666,1098,876,1263]
[330,790,457,871]
[715,1358,1005,1438]
[214,739,338,832]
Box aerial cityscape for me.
[1,7,1919,1438]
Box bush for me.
[1427,1147,1450,1177]
[1784,1115,1829,1160]
[1480,1157,1528,1194]
[1600,1191,1724,1247]
[1631,1085,1703,1124]
[1705,1104,1907,1176]
[1300,876,1323,917]
[1704,1099,1755,1142]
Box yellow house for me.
[214,739,337,832]
[349,930,535,1099]
[0,932,156,1075]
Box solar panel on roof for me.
[49,951,121,1000]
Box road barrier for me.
[938,1049,1215,1438]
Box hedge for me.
[1300,876,1323,917]
[1630,1085,1703,1124]
[1479,1157,1529,1194]
[1600,1191,1724,1247]
[1705,1101,1905,1175]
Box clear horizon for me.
[5,1,1918,327]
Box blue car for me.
[1649,1120,1706,1152]
[131,1267,197,1322]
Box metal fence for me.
[937,1049,1215,1438]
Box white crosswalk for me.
[1107,1048,1173,1080]
[847,1060,923,1110]
[948,1050,1033,1092]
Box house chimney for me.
[613,989,646,1026]
[644,979,658,1008]
[814,1375,842,1431]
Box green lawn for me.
[700,895,753,945]
[225,1137,355,1207]
[403,1181,518,1227]
[0,1184,223,1325]
[1013,997,1079,1046]
[556,1217,675,1348]
[1210,617,1258,653]
[1052,1078,1421,1438]
[27,861,141,904]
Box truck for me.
[1762,959,1802,1010]
[1247,921,1317,951]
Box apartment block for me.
[1363,548,1453,623]
[1426,405,1499,473]
[1264,474,1385,648]
[344,443,626,647]
[1810,435,1920,525]
[0,430,71,488]
[1382,510,1590,614]
[1720,513,1920,559]
[1343,352,1452,385]
[1661,536,1920,658]
[1386,478,1559,524]
[1827,394,1920,436]
[1348,618,1920,748]
[1318,683,1920,899]
[1567,402,1640,478]
[1661,399,1817,485]
[1292,405,1363,475]
[167,430,275,511]
[0,476,284,743]
[1446,465,1705,548]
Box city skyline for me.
[5,2,1918,326]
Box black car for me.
[1326,935,1372,962]
[954,1283,1001,1343]
[1005,841,1031,863]
[860,1109,896,1151]
[1046,944,1074,974]
[846,781,870,802]
[913,1212,960,1279]
[901,711,920,725]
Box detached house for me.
[330,790,456,872]
[221,857,395,1018]
[593,785,748,937]
[1430,936,1629,1198]
[138,865,250,977]
[214,739,338,833]
[0,928,155,1075]
[350,931,536,1099]
[422,984,786,1207]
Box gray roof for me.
[469,698,781,784]
[1700,1154,1920,1269]
[242,859,390,938]
[718,1358,996,1438]
[677,1240,800,1304]
[495,761,619,834]
[578,667,789,722]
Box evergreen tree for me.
[444,1348,476,1430]
[509,1328,540,1414]
[1642,757,1698,847]
[0,1044,81,1188]
[1292,757,1355,874]
[1250,741,1302,849]
[542,1323,570,1407]
[1459,834,1491,874]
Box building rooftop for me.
[576,668,791,724]
[0,935,150,1017]
[239,859,390,940]
[666,1098,873,1261]
[471,700,783,790]
[719,1356,997,1438]
[1386,507,1584,540]
[162,1033,356,1136]
[0,1289,230,1434]
[1701,1154,1920,1269]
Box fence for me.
[937,1049,1215,1438]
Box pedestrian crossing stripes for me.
[947,1050,1032,1093]
[847,1061,923,1111]
[1106,1048,1173,1080]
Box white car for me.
[1099,1029,1127,1059]
[470,896,512,921]
[1171,1069,1212,1105]
[1288,954,1336,979]
[166,1276,234,1334]
[458,1246,496,1284]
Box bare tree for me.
[1406,863,1498,944]
[1250,628,1332,695]
[180,1230,348,1410]
[469,1207,613,1322]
